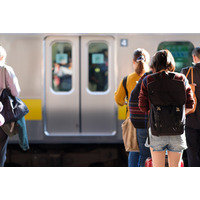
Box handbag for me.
[1,122,18,137]
[121,117,139,152]
[121,76,139,152]
[185,67,197,115]
[0,67,29,123]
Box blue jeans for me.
[128,151,140,167]
[137,128,151,166]
[128,128,151,167]
[17,117,29,151]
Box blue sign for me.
[56,53,68,64]
[92,53,104,64]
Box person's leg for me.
[185,127,200,167]
[128,151,140,167]
[137,129,151,167]
[150,147,165,167]
[0,128,8,167]
[168,151,183,167]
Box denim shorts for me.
[145,128,187,152]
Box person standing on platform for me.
[129,69,152,167]
[139,50,194,167]
[0,46,21,166]
[181,47,200,167]
[115,48,150,167]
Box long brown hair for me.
[133,48,150,75]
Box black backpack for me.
[148,71,186,136]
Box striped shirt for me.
[129,72,151,128]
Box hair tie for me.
[136,55,145,62]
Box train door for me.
[44,36,116,136]
[44,36,80,135]
[81,36,115,135]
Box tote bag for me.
[0,67,29,123]
[121,117,139,152]
[186,67,197,115]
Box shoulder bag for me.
[0,67,29,123]
[121,117,139,152]
[0,67,29,136]
[121,76,139,152]
[185,67,197,115]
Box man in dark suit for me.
[181,47,200,167]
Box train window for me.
[52,42,72,92]
[88,43,108,92]
[158,41,194,72]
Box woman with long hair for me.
[115,48,151,167]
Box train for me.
[0,33,197,144]
[0,33,198,166]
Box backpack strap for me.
[151,71,175,81]
[122,76,128,98]
[168,72,176,79]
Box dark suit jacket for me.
[181,63,200,129]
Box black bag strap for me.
[122,76,128,98]
[168,72,176,79]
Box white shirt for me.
[0,64,20,97]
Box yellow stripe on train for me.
[22,99,128,121]
[21,99,42,120]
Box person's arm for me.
[5,66,21,97]
[139,77,149,112]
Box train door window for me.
[88,43,108,92]
[158,41,194,72]
[52,42,72,92]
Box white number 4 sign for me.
[120,39,128,47]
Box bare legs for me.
[150,147,183,167]
[150,148,165,167]
[168,151,183,167]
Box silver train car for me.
[1,33,198,144]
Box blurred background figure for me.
[0,46,21,167]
